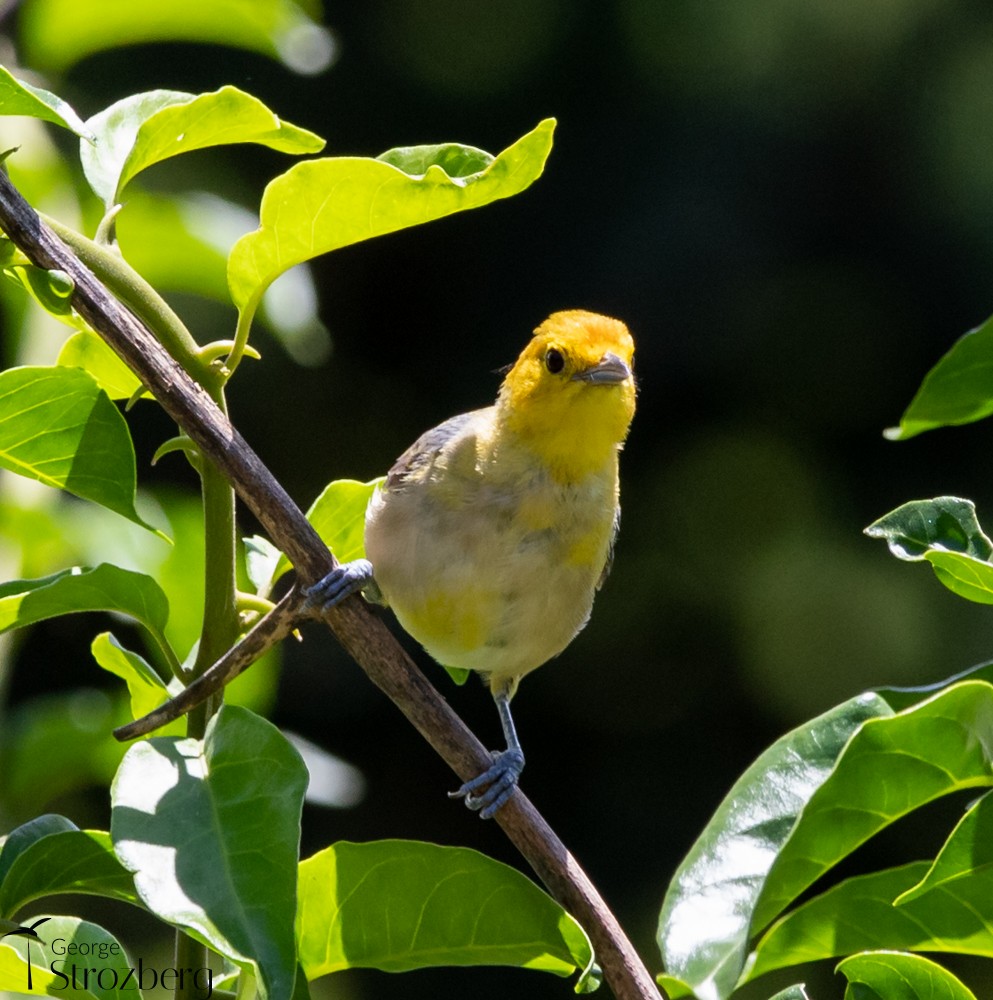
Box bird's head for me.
[497,310,636,480]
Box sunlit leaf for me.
[111,706,307,1000]
[753,681,993,930]
[885,312,993,440]
[228,119,556,329]
[867,498,993,604]
[658,690,892,1000]
[866,497,993,560]
[0,564,169,648]
[746,863,993,982]
[0,66,94,139]
[252,478,380,596]
[90,631,183,730]
[895,791,993,905]
[836,951,977,1000]
[0,366,159,532]
[20,0,335,76]
[58,332,143,400]
[296,840,597,990]
[82,86,323,205]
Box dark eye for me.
[544,348,565,374]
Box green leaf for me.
[0,915,134,1000]
[765,988,812,1000]
[256,478,381,595]
[90,631,184,729]
[296,840,597,989]
[0,366,159,532]
[865,497,993,561]
[0,66,94,139]
[746,863,993,981]
[58,332,143,401]
[115,191,329,365]
[82,86,324,205]
[866,498,993,603]
[925,551,993,604]
[0,564,170,654]
[0,814,78,887]
[837,951,977,1000]
[111,705,307,1000]
[228,119,556,328]
[20,0,336,76]
[658,689,893,1000]
[0,827,138,918]
[753,681,993,931]
[885,312,993,440]
[895,791,993,905]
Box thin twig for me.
[114,588,307,741]
[0,171,663,1000]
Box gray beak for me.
[571,352,632,385]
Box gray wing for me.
[384,410,478,490]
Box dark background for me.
[6,2,993,997]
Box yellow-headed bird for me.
[309,310,636,817]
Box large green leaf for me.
[19,0,335,75]
[658,690,892,1000]
[0,915,134,1000]
[82,87,323,205]
[296,840,597,990]
[248,478,380,596]
[746,863,993,982]
[659,677,993,1000]
[228,119,556,327]
[836,951,977,1000]
[753,681,993,929]
[0,66,93,139]
[111,705,307,1000]
[0,822,137,917]
[0,366,158,532]
[0,564,170,659]
[895,790,993,905]
[866,498,993,603]
[885,312,993,440]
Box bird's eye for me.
[544,348,565,374]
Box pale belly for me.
[364,478,614,688]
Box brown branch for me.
[113,587,307,741]
[0,170,663,1000]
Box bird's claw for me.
[303,559,374,614]
[449,748,525,820]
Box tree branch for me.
[0,171,663,1000]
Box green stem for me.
[173,388,239,998]
[223,298,258,378]
[40,213,219,388]
[173,930,212,1000]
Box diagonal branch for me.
[0,170,663,1000]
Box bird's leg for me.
[303,559,375,613]
[450,684,525,819]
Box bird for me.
[307,309,636,818]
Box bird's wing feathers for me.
[384,410,480,490]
